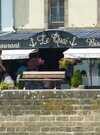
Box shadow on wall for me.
[14,0,29,28]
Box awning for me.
[63,48,100,58]
[66,28,100,48]
[0,32,37,49]
[1,29,100,50]
[1,29,100,49]
[0,30,76,49]
[1,49,36,60]
[67,28,100,38]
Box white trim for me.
[1,49,35,60]
[63,48,100,58]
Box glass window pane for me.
[49,0,64,23]
[59,0,64,6]
[59,7,64,21]
[51,0,57,7]
[51,7,57,15]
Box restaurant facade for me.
[0,29,100,87]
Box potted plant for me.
[71,70,82,88]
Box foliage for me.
[0,82,14,90]
[16,81,24,89]
[71,70,82,88]
[59,58,75,70]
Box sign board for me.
[29,31,78,48]
[0,30,100,49]
[29,31,100,48]
[0,31,78,49]
[0,40,31,50]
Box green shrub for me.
[16,81,24,89]
[0,82,15,90]
[71,70,82,88]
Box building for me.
[0,0,13,31]
[13,0,99,31]
[0,0,99,32]
[0,0,100,87]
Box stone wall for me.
[0,90,100,135]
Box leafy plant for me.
[71,70,82,88]
[59,58,75,70]
[0,82,15,90]
[16,81,24,89]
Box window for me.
[48,0,64,28]
[1,0,13,31]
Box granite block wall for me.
[0,90,99,135]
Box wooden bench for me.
[18,71,65,89]
[22,71,65,79]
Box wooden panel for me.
[22,71,65,79]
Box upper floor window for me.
[48,0,64,24]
